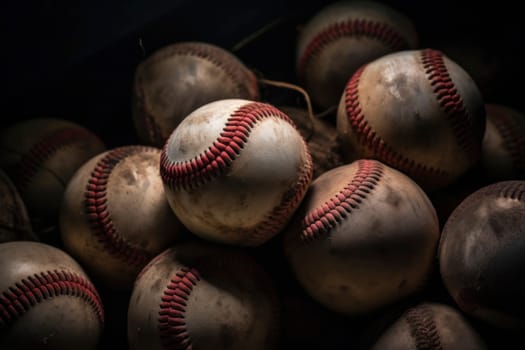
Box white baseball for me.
[160,99,313,246]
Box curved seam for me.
[158,266,200,350]
[298,19,410,80]
[420,49,480,163]
[12,127,102,193]
[0,270,104,327]
[301,159,382,242]
[405,305,443,350]
[344,64,449,186]
[84,146,156,267]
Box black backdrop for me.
[3,0,525,146]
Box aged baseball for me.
[370,302,487,349]
[439,180,525,328]
[0,170,36,243]
[481,103,525,181]
[60,145,187,290]
[0,118,106,236]
[127,241,280,350]
[284,159,439,315]
[132,41,260,147]
[160,99,313,247]
[296,0,418,110]
[337,49,486,190]
[0,241,104,350]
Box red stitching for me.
[161,102,308,190]
[85,146,156,267]
[136,43,260,146]
[421,49,480,162]
[498,181,525,202]
[298,19,409,81]
[488,106,525,176]
[405,305,443,350]
[160,102,313,245]
[12,127,103,193]
[301,159,382,242]
[0,270,104,328]
[158,266,200,350]
[344,65,449,187]
[145,43,259,100]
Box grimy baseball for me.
[296,0,418,110]
[337,48,486,190]
[160,99,313,247]
[439,180,525,329]
[370,303,487,350]
[0,241,104,350]
[284,159,439,315]
[0,170,35,243]
[0,118,106,237]
[127,242,280,350]
[60,145,187,290]
[132,41,260,147]
[481,103,525,181]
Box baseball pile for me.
[1,1,524,349]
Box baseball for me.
[60,145,187,290]
[0,170,36,243]
[160,99,313,247]
[439,180,525,328]
[0,118,106,237]
[296,0,418,110]
[127,241,280,350]
[132,41,260,147]
[481,103,525,181]
[283,159,439,315]
[337,48,486,190]
[0,241,104,350]
[370,302,487,349]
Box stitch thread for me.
[136,43,260,146]
[0,270,104,328]
[12,127,103,193]
[301,159,382,242]
[421,49,480,163]
[298,19,409,80]
[85,146,157,267]
[405,305,443,350]
[158,267,200,350]
[344,65,449,187]
[160,102,313,245]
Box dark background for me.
[2,1,525,349]
[3,0,525,146]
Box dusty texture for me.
[0,241,103,350]
[127,242,280,350]
[284,159,439,315]
[439,181,525,328]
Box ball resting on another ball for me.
[132,41,260,147]
[160,99,313,247]
[60,145,186,290]
[439,180,525,329]
[296,0,418,110]
[0,241,104,350]
[127,242,280,350]
[284,159,440,315]
[336,49,486,190]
